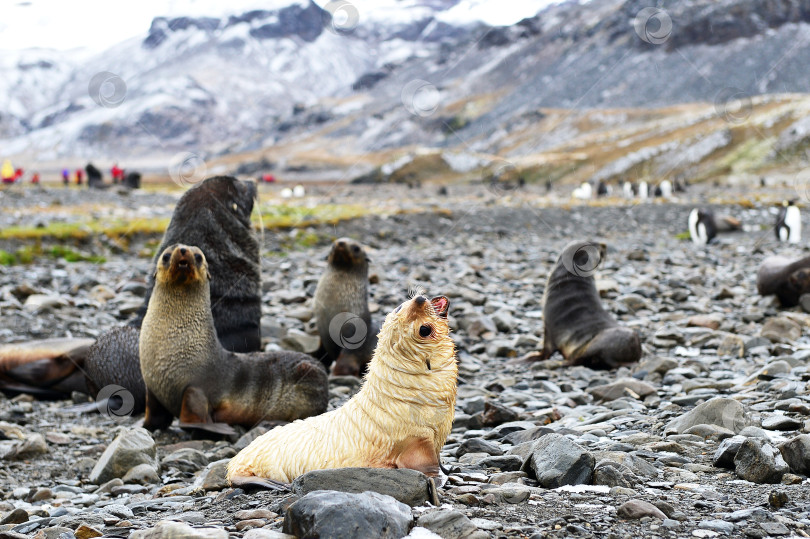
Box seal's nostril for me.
[180,247,187,255]
[415,296,426,306]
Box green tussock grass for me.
[0,250,16,265]
[0,204,374,243]
[0,202,389,265]
[0,219,172,241]
[48,246,106,263]
[0,245,106,265]
[254,203,380,228]
[675,231,691,240]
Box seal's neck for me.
[360,342,457,408]
[149,280,220,350]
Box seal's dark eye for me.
[162,253,171,264]
[194,253,202,264]
[352,246,360,253]
[419,325,432,338]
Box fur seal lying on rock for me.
[757,255,810,307]
[139,244,328,432]
[536,240,641,369]
[687,208,742,245]
[0,338,94,399]
[312,237,378,376]
[226,294,455,487]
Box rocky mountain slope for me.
[3,0,810,188]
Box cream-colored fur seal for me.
[226,294,456,486]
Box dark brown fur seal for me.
[313,237,378,376]
[139,244,328,432]
[757,255,810,307]
[84,327,145,414]
[538,240,641,369]
[132,175,261,352]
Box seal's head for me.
[789,268,810,295]
[559,240,607,279]
[376,295,453,374]
[327,238,369,273]
[155,244,209,286]
[180,176,257,227]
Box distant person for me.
[62,168,70,186]
[31,172,40,184]
[1,160,14,184]
[122,171,141,189]
[75,169,83,185]
[262,173,276,183]
[86,163,103,188]
[14,168,23,182]
[111,163,124,184]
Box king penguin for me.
[638,181,648,200]
[775,200,801,243]
[688,208,717,245]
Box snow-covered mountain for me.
[1,0,545,162]
[3,0,810,170]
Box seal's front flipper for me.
[507,351,544,365]
[143,388,173,431]
[394,436,440,477]
[331,350,363,377]
[178,422,238,436]
[178,387,238,436]
[228,474,290,491]
[179,386,213,424]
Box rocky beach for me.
[0,182,809,538]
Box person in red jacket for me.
[31,172,40,184]
[111,163,124,184]
[75,169,83,185]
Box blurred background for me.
[2,0,810,191]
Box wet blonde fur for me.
[226,296,456,483]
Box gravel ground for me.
[0,182,809,538]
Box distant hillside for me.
[2,0,810,188]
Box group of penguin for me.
[280,184,306,198]
[572,178,688,200]
[688,201,801,245]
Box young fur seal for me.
[312,237,378,376]
[757,255,810,307]
[226,294,456,487]
[537,240,641,369]
[139,244,328,431]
